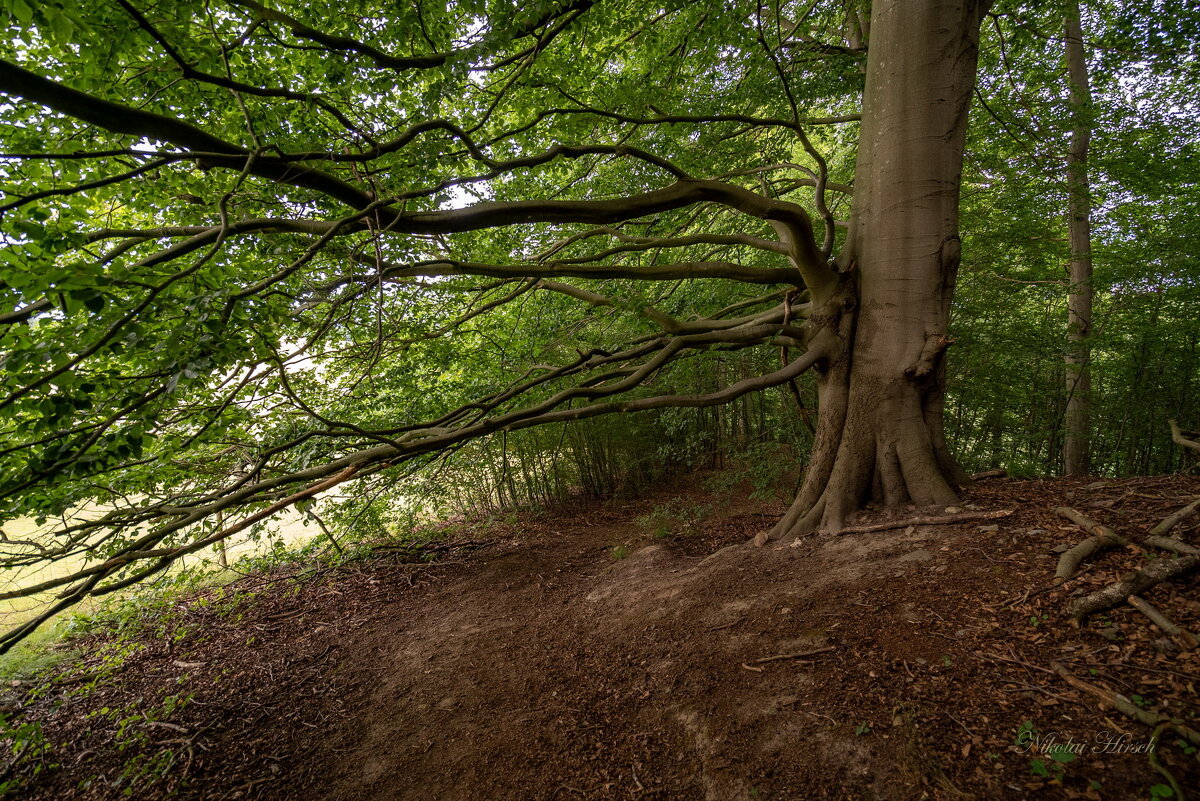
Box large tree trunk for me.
[1063,0,1094,476]
[772,0,989,539]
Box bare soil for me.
[6,475,1200,800]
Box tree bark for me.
[771,0,989,538]
[1063,0,1094,476]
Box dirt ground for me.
[5,475,1200,800]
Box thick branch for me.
[374,257,803,286]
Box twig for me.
[708,619,743,631]
[977,651,1057,676]
[752,645,836,664]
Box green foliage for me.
[950,3,1200,476]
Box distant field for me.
[0,507,321,630]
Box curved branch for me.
[548,232,789,263]
[225,0,593,73]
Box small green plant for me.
[93,693,196,792]
[609,544,631,560]
[854,722,871,736]
[635,497,712,540]
[1016,719,1076,783]
[1029,747,1076,782]
[1150,783,1175,800]
[1029,615,1044,628]
[0,713,55,795]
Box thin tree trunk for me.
[215,510,228,568]
[1063,0,1094,476]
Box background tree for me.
[1063,0,1094,476]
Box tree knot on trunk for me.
[905,334,954,379]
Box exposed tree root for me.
[1146,536,1200,557]
[830,509,1011,535]
[1051,662,1200,748]
[1148,724,1188,801]
[1071,552,1200,622]
[1150,497,1200,538]
[1054,507,1126,583]
[1056,506,1118,539]
[1128,595,1199,651]
[762,288,973,542]
[1170,419,1200,453]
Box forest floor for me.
[4,474,1200,800]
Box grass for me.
[609,543,632,560]
[0,620,80,685]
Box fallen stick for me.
[1150,497,1200,538]
[832,509,1012,535]
[1051,661,1200,747]
[1128,595,1199,650]
[1054,507,1126,583]
[752,645,837,664]
[708,618,743,631]
[1072,551,1200,621]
